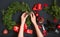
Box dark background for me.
[0,0,60,37]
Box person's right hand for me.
[21,11,28,25]
[30,12,37,24]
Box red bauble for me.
[35,13,39,17]
[13,26,19,32]
[25,29,33,34]
[24,23,28,32]
[57,24,60,29]
[44,3,48,7]
[32,3,42,11]
[53,18,58,23]
[37,3,42,10]
[43,30,47,36]
[33,5,37,11]
[3,29,8,35]
[37,17,44,23]
[24,23,28,30]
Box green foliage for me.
[44,0,60,19]
[2,2,31,30]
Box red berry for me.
[36,13,39,17]
[44,3,48,7]
[3,29,8,35]
[13,26,19,32]
[25,29,33,34]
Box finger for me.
[32,12,35,16]
[22,13,26,17]
[25,14,28,18]
[32,12,36,19]
[31,12,35,18]
[22,11,28,16]
[24,11,28,17]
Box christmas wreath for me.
[2,2,31,30]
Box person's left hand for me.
[30,12,37,25]
[21,11,28,25]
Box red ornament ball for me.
[13,26,19,32]
[57,24,60,29]
[25,29,33,34]
[37,17,44,23]
[3,29,8,35]
[33,6,37,11]
[37,3,42,10]
[43,30,47,36]
[32,3,42,11]
[35,13,39,17]
[24,23,28,30]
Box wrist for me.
[20,23,24,29]
[33,22,37,25]
[21,23,25,25]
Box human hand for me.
[21,11,28,25]
[30,12,44,37]
[30,12,37,24]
